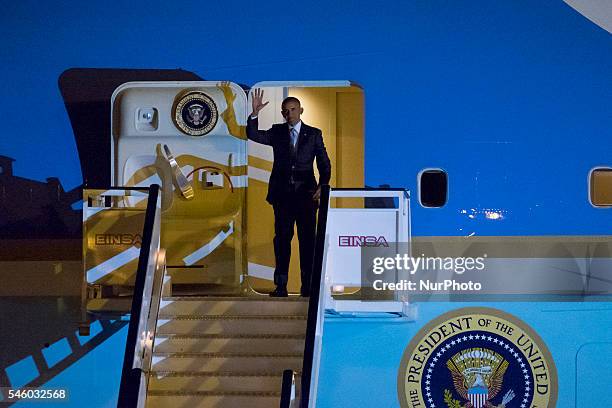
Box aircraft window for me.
[419,169,447,207]
[589,168,612,207]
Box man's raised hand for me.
[251,88,269,117]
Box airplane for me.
[0,1,610,407]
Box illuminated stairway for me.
[145,296,308,408]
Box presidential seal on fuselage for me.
[173,90,218,136]
[398,308,557,408]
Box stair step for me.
[146,297,308,406]
[151,354,303,374]
[148,372,302,393]
[156,317,307,336]
[159,298,309,316]
[154,335,305,354]
[146,393,282,408]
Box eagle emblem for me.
[398,308,557,408]
[444,348,515,408]
[172,90,218,136]
[187,103,208,125]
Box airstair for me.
[145,295,307,407]
[114,185,412,407]
[115,185,309,407]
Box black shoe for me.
[269,287,288,297]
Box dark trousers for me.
[272,192,317,293]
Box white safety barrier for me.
[323,189,413,314]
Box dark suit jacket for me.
[247,116,331,204]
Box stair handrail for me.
[299,184,331,408]
[280,369,296,408]
[117,184,163,408]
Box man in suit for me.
[247,89,331,297]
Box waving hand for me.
[251,88,269,117]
